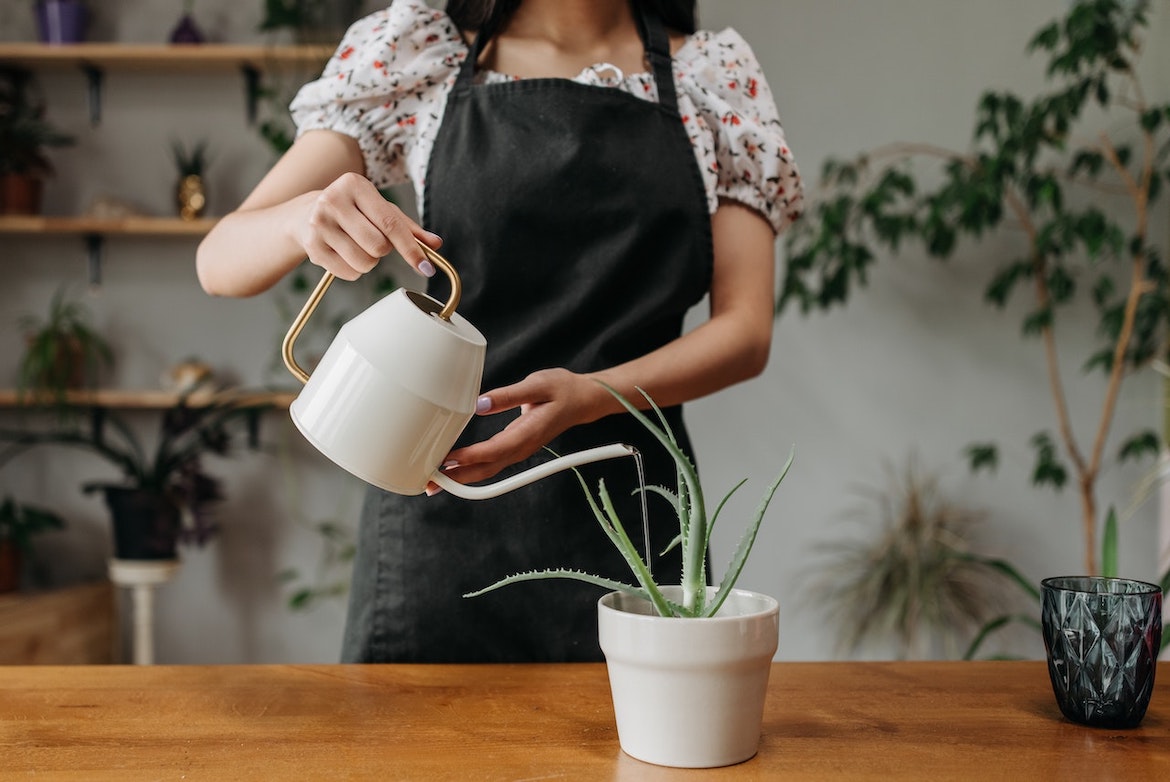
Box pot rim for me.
[598,587,778,622]
[1041,575,1162,596]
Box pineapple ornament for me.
[172,139,209,221]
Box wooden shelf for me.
[0,43,335,70]
[0,216,217,237]
[0,388,295,411]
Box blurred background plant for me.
[777,0,1170,578]
[804,454,1026,660]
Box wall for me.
[0,0,1166,663]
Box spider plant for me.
[466,383,794,618]
[805,455,1016,659]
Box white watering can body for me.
[282,241,633,500]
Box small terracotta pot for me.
[0,173,44,215]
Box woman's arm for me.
[195,129,438,298]
[436,200,776,487]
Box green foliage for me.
[278,518,355,610]
[963,506,1170,658]
[0,495,65,550]
[258,0,305,32]
[778,0,1169,575]
[465,384,795,618]
[0,394,270,548]
[17,287,114,405]
[806,455,1019,659]
[171,139,209,178]
[0,67,74,176]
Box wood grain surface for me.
[1,661,1166,780]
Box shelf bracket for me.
[85,233,103,288]
[241,64,261,125]
[81,64,104,126]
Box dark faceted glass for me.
[1041,576,1162,728]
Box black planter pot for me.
[101,487,180,561]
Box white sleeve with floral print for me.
[290,0,804,234]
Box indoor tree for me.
[778,0,1170,576]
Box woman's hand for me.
[197,130,440,297]
[297,171,442,282]
[430,368,606,490]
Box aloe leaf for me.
[706,446,794,617]
[706,477,747,551]
[464,569,646,599]
[598,383,707,612]
[1101,506,1118,578]
[566,466,673,616]
[596,474,674,615]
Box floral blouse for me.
[290,0,804,234]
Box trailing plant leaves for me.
[1029,432,1068,490]
[966,444,999,474]
[1118,430,1159,463]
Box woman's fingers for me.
[304,172,442,279]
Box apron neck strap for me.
[454,1,679,112]
[633,2,678,112]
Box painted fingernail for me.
[424,230,443,244]
[425,485,443,496]
[441,460,460,470]
[418,260,436,277]
[476,395,492,414]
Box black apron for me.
[341,5,712,663]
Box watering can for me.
[281,240,633,500]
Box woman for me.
[196,0,802,662]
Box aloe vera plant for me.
[466,384,794,618]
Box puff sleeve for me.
[288,0,465,190]
[676,28,804,234]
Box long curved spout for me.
[429,443,636,500]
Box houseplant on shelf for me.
[467,383,794,769]
[0,67,74,215]
[0,494,65,593]
[0,391,270,562]
[17,286,114,407]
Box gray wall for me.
[0,1,1166,663]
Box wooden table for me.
[1,661,1166,780]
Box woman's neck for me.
[483,0,645,79]
[506,0,634,49]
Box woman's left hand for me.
[429,368,603,490]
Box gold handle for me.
[282,239,461,385]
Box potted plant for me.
[0,494,65,593]
[17,286,114,406]
[467,384,794,768]
[0,67,74,215]
[0,392,270,561]
[777,0,1168,581]
[804,453,1023,660]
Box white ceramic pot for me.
[597,586,779,768]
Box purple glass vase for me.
[36,0,89,45]
[169,13,205,44]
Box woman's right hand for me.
[297,171,442,282]
[197,130,439,298]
